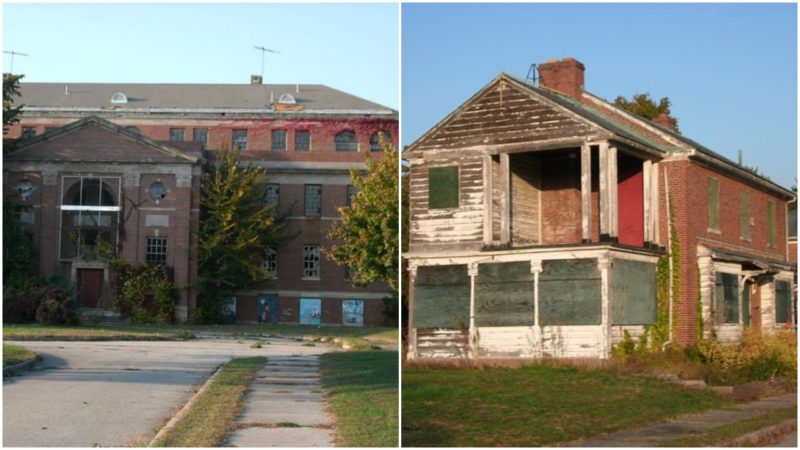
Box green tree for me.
[3,191,37,296]
[196,146,288,323]
[327,142,399,293]
[3,73,24,139]
[613,92,680,133]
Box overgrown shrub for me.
[696,330,797,386]
[4,285,78,325]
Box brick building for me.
[404,58,794,359]
[5,77,397,325]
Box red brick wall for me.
[660,158,790,346]
[540,155,582,244]
[232,294,385,325]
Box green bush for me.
[36,298,78,325]
[4,285,78,325]
[697,330,797,386]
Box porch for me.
[406,245,661,360]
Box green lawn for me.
[152,357,266,447]
[320,351,398,447]
[3,343,37,367]
[402,363,732,447]
[3,323,397,343]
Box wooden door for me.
[78,269,103,308]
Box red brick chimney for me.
[538,58,585,99]
[652,112,677,131]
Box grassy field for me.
[656,408,797,447]
[152,357,266,447]
[3,323,397,343]
[320,351,398,447]
[2,343,38,367]
[402,363,732,447]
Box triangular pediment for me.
[409,74,605,153]
[5,116,198,164]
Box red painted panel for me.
[617,158,644,247]
[79,269,103,308]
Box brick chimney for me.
[652,112,677,131]
[538,58,585,99]
[250,75,263,85]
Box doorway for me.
[78,269,103,308]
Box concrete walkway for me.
[565,394,797,447]
[225,355,334,447]
[567,393,797,447]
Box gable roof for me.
[5,115,200,164]
[18,82,396,116]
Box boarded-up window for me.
[539,259,601,325]
[775,280,792,324]
[715,272,739,324]
[475,261,534,326]
[708,177,720,232]
[741,190,750,241]
[428,166,459,209]
[767,200,776,247]
[611,259,657,325]
[413,265,470,329]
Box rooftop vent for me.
[251,75,263,85]
[278,93,296,104]
[111,92,128,104]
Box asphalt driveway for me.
[3,337,329,447]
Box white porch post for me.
[599,141,610,240]
[468,262,479,356]
[499,153,511,245]
[598,254,612,359]
[581,143,592,243]
[407,262,418,359]
[652,162,660,246]
[643,160,652,245]
[483,154,493,246]
[608,146,619,241]
[531,259,543,357]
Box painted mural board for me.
[257,294,279,323]
[299,298,322,325]
[342,300,364,326]
[222,296,237,323]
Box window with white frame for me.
[169,128,185,142]
[232,129,248,150]
[775,280,792,324]
[303,245,320,279]
[714,272,740,324]
[59,176,121,260]
[271,129,287,151]
[262,247,277,279]
[370,130,391,152]
[335,131,357,152]
[305,184,322,216]
[265,183,280,208]
[146,237,168,266]
[295,130,311,151]
[346,184,357,207]
[193,128,208,148]
[22,127,36,139]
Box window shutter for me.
[767,201,776,247]
[708,178,720,231]
[428,166,459,209]
[775,280,791,324]
[740,190,750,240]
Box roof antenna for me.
[64,85,70,95]
[525,63,538,85]
[253,45,280,81]
[3,50,29,73]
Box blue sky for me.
[402,3,797,188]
[2,3,399,109]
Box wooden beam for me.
[598,255,612,359]
[581,143,592,243]
[500,152,510,244]
[643,160,652,244]
[483,154,493,246]
[599,141,609,240]
[608,145,619,240]
[407,263,418,358]
[468,262,479,356]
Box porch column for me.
[531,259,543,357]
[468,262,479,356]
[598,254,612,359]
[407,263,418,359]
[483,154,493,246]
[599,141,610,240]
[608,146,619,241]
[581,143,592,243]
[499,152,511,245]
[652,162,660,246]
[643,160,652,246]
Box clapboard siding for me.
[610,325,647,345]
[414,81,597,151]
[409,155,485,251]
[416,329,469,359]
[510,153,541,245]
[475,325,603,358]
[714,323,742,342]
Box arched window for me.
[125,126,141,134]
[370,130,392,152]
[111,92,128,104]
[278,93,296,104]
[59,176,121,260]
[335,131,357,152]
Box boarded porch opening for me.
[617,152,645,247]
